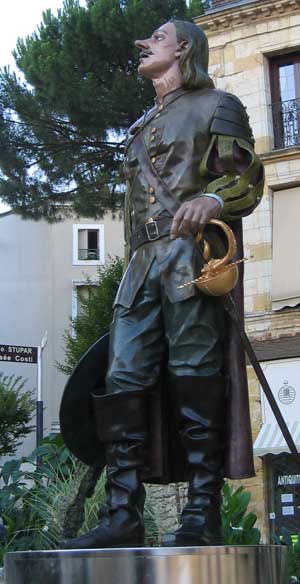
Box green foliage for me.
[57,256,123,375]
[0,0,205,220]
[0,434,157,563]
[0,435,76,563]
[0,435,261,562]
[188,0,204,18]
[221,483,261,545]
[274,529,300,581]
[0,374,35,458]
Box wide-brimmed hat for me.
[59,333,109,466]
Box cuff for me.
[200,192,224,210]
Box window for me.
[272,187,300,309]
[73,224,104,265]
[71,281,97,328]
[265,453,300,541]
[270,53,300,149]
[76,285,93,316]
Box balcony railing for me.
[272,98,300,149]
[78,248,99,260]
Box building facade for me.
[0,211,123,456]
[197,0,300,541]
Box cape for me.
[60,219,255,482]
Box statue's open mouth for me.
[139,51,152,60]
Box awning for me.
[253,421,300,456]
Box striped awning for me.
[253,421,300,456]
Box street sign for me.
[0,344,38,364]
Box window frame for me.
[71,279,98,337]
[72,223,105,266]
[269,52,300,149]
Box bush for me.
[0,435,157,563]
[222,483,261,545]
[57,257,123,375]
[274,528,300,582]
[0,374,35,457]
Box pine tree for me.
[188,0,205,18]
[0,0,203,220]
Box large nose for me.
[135,38,150,50]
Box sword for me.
[223,292,300,472]
[178,219,300,470]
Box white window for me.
[272,188,300,309]
[72,281,98,322]
[73,224,105,265]
[71,280,98,339]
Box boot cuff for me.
[92,390,148,444]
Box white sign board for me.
[260,358,300,424]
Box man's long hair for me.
[172,20,214,90]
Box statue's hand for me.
[170,196,222,240]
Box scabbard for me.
[223,292,300,472]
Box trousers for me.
[106,258,225,393]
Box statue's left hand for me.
[170,196,222,240]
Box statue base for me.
[4,545,286,584]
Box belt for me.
[131,217,173,251]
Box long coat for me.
[60,86,264,481]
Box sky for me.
[0,0,86,213]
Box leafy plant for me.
[274,528,300,582]
[0,434,157,564]
[57,256,123,375]
[0,374,35,457]
[0,435,76,563]
[221,483,261,545]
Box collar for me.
[154,86,191,108]
[126,86,193,149]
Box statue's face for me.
[135,22,180,79]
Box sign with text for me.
[0,344,38,364]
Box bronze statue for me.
[61,19,264,549]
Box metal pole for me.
[223,293,300,472]
[36,332,47,468]
[36,345,43,449]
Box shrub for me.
[0,434,157,563]
[57,257,123,375]
[222,483,261,545]
[0,374,35,457]
[274,528,300,582]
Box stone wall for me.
[146,483,188,541]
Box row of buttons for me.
[147,105,163,204]
[149,185,155,204]
[155,104,163,119]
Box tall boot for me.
[162,375,226,547]
[62,390,148,549]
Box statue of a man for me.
[64,20,264,549]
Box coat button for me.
[149,196,156,204]
[155,113,160,119]
[149,187,155,194]
[151,127,157,133]
[150,135,155,142]
[151,157,156,163]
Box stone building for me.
[196,0,300,541]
